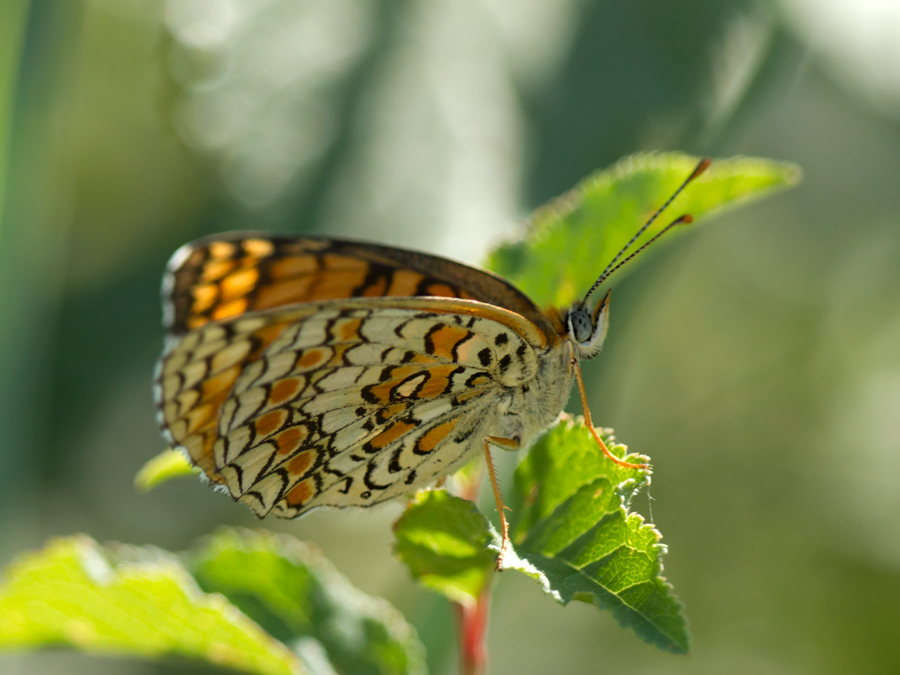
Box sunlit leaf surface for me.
[509,417,688,654]
[134,448,196,491]
[191,529,426,675]
[390,418,687,653]
[393,490,498,607]
[487,152,801,308]
[0,536,302,675]
[0,531,426,675]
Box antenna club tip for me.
[681,214,694,225]
[689,157,712,181]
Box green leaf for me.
[0,531,427,675]
[190,529,426,675]
[486,152,801,308]
[0,536,303,675]
[134,448,197,491]
[393,490,498,607]
[508,416,689,654]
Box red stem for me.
[451,460,492,674]
[455,587,492,675]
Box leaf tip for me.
[134,448,196,492]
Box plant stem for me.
[450,457,493,674]
[455,586,492,675]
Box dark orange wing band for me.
[161,233,558,340]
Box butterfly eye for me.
[568,307,593,344]
[568,290,610,359]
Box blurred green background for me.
[2,1,900,673]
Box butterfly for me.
[154,158,710,556]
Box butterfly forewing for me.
[163,233,558,339]
[156,295,547,517]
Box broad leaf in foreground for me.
[0,536,302,675]
[190,529,426,675]
[510,416,688,654]
[0,532,426,675]
[487,152,801,308]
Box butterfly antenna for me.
[599,214,694,282]
[581,157,711,307]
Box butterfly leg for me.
[571,357,648,470]
[483,436,518,569]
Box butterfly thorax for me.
[490,291,610,450]
[487,340,575,449]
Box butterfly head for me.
[566,290,610,359]
[565,157,711,361]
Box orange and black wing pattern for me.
[156,232,563,515]
[155,297,546,516]
[162,232,559,339]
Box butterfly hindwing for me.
[156,297,545,517]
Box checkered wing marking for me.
[161,233,557,340]
[156,297,546,517]
[155,310,297,483]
